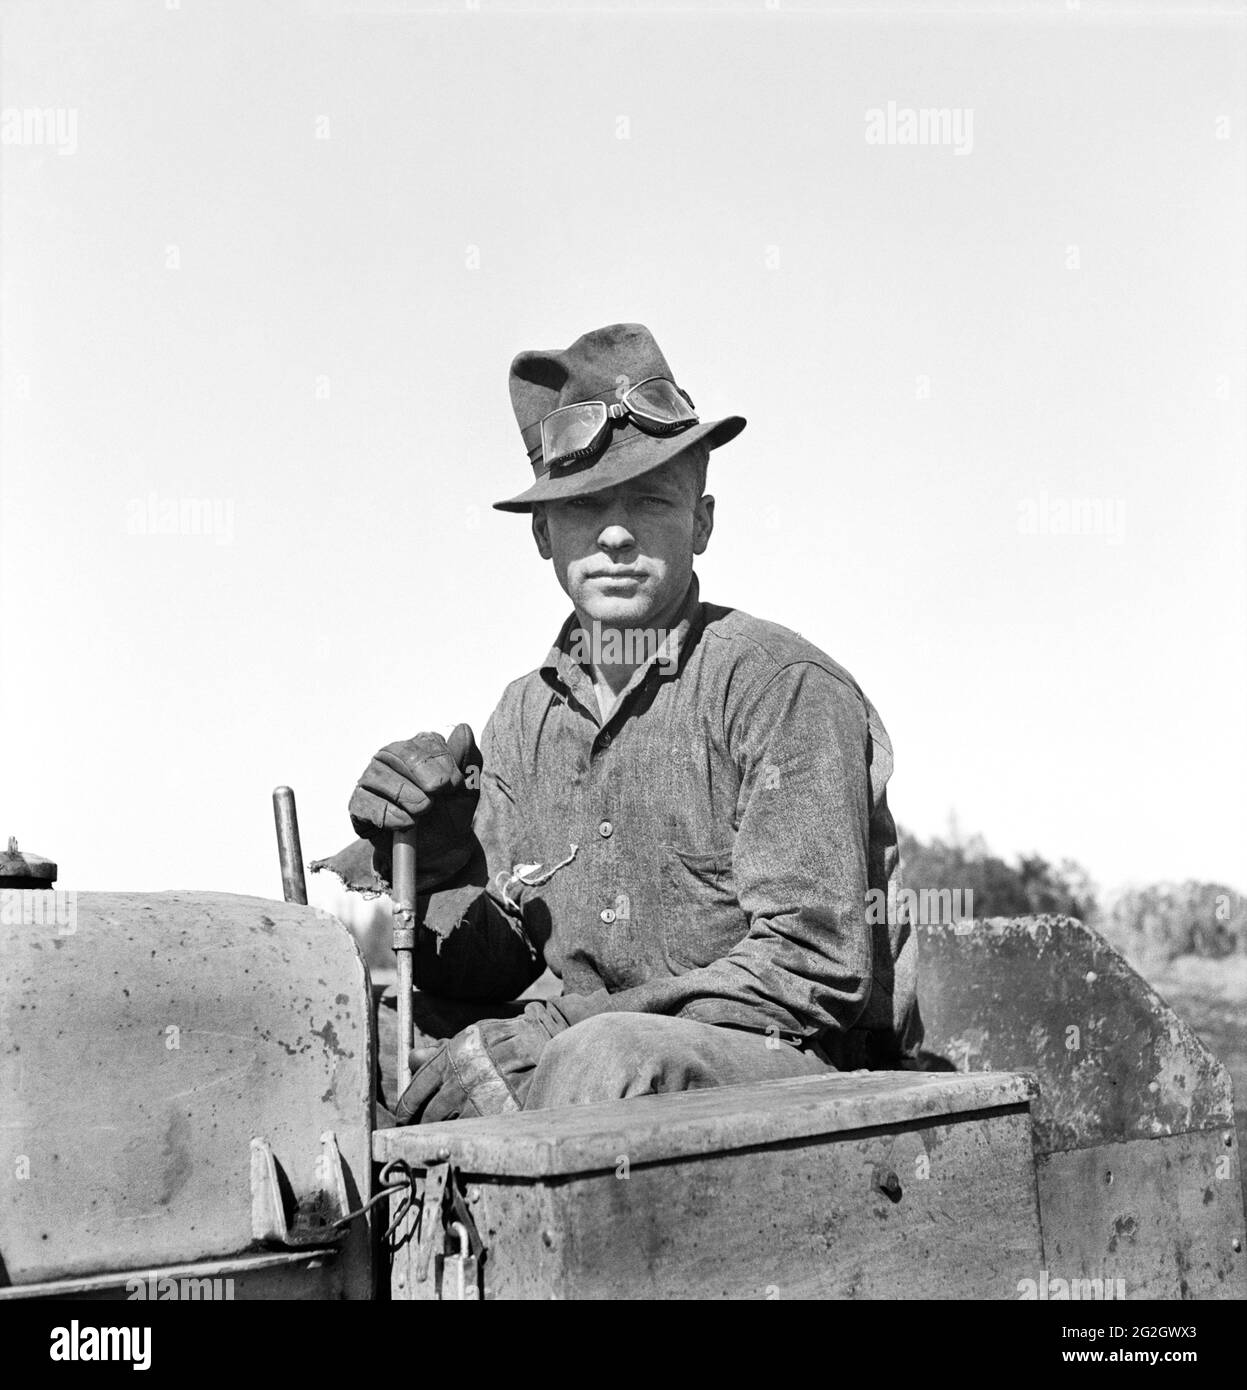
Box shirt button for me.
[600,907,617,924]
[600,731,612,745]
[598,820,613,839]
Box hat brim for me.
[491,414,745,513]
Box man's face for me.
[531,455,714,630]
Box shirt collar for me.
[540,573,705,698]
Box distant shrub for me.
[897,828,1098,923]
[1104,882,1246,963]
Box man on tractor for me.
[323,323,919,1124]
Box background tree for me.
[1104,882,1247,962]
[897,825,1099,922]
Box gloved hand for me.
[348,723,482,887]
[394,997,596,1124]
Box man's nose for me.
[597,522,637,554]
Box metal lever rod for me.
[392,827,418,1093]
[272,786,308,906]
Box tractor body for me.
[1,887,1242,1300]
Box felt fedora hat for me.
[493,323,746,513]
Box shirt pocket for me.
[658,845,748,969]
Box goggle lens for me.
[541,401,609,470]
[623,377,697,428]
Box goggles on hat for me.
[539,377,698,473]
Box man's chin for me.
[574,591,660,628]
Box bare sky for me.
[2,0,1244,910]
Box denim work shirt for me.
[403,574,920,1060]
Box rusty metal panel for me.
[383,1075,1042,1300]
[1036,1130,1247,1300]
[0,891,373,1293]
[916,916,1234,1153]
[543,1113,1041,1300]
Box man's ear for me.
[531,505,553,560]
[692,494,715,556]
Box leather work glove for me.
[394,997,596,1124]
[348,723,482,888]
